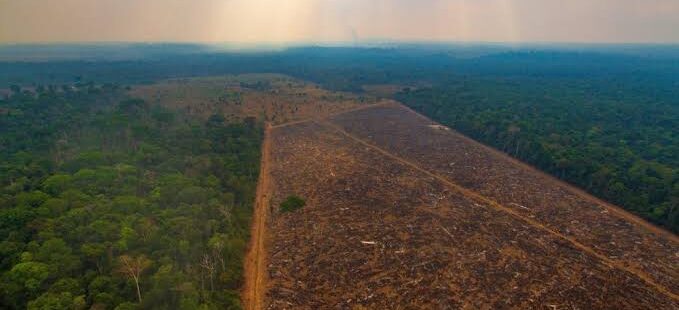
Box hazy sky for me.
[1,0,678,43]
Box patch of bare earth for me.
[128,74,384,125]
[263,104,678,309]
[243,124,272,310]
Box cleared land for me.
[262,103,678,309]
[129,74,384,125]
[329,104,679,295]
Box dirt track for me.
[246,103,678,309]
[242,123,272,310]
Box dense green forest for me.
[396,78,678,232]
[0,85,261,309]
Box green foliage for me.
[279,195,306,213]
[42,174,73,195]
[27,292,84,310]
[114,302,138,310]
[0,87,261,309]
[6,262,50,292]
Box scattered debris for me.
[263,105,678,309]
[428,124,450,131]
[509,202,530,210]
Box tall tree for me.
[117,255,151,303]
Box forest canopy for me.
[0,84,262,309]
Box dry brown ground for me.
[128,74,384,125]
[243,124,273,310]
[329,104,679,295]
[263,104,678,309]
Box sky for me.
[1,0,678,44]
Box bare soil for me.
[243,124,272,310]
[329,103,679,296]
[128,74,384,125]
[261,104,678,309]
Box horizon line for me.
[2,40,679,47]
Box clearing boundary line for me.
[318,119,679,301]
[395,104,679,244]
[242,123,272,310]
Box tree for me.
[3,261,50,304]
[81,243,107,274]
[114,302,137,310]
[136,218,157,243]
[28,292,79,310]
[42,174,73,195]
[117,255,151,303]
[35,238,80,275]
[208,234,227,272]
[199,253,216,292]
[279,195,306,213]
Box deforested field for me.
[129,74,382,125]
[261,103,678,309]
